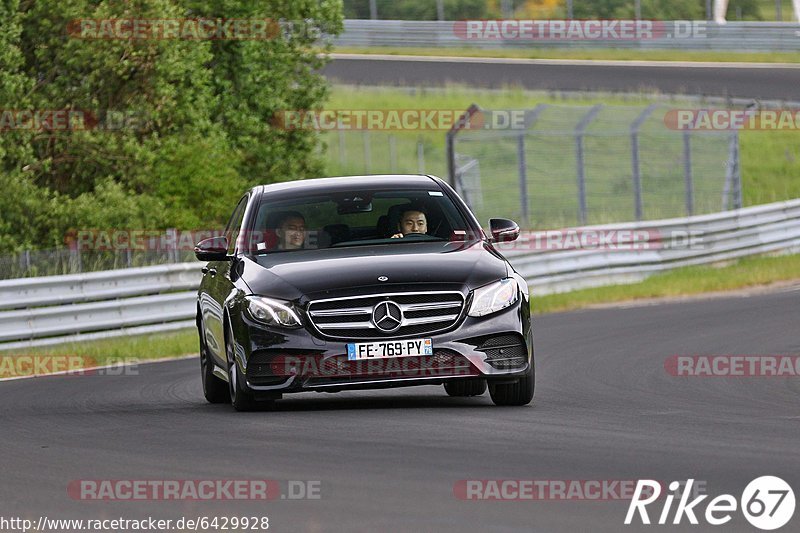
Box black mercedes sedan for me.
[195,175,534,410]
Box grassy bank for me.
[0,329,198,378]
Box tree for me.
[0,0,343,252]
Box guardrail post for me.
[683,131,694,216]
[630,104,658,221]
[575,104,603,226]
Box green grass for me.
[334,46,800,64]
[0,329,198,376]
[532,252,800,314]
[323,84,800,227]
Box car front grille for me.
[306,291,465,340]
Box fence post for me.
[683,131,694,216]
[630,104,658,221]
[515,104,549,228]
[517,134,529,226]
[338,130,346,165]
[363,132,372,173]
[389,134,397,173]
[69,247,82,273]
[722,131,739,210]
[446,104,481,189]
[165,228,179,264]
[733,130,742,209]
[575,104,603,226]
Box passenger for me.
[391,207,428,238]
[275,211,306,250]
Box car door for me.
[202,194,249,367]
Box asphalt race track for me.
[323,54,800,100]
[2,287,798,532]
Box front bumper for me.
[231,299,532,395]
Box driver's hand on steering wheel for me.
[391,233,404,238]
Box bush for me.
[0,0,343,252]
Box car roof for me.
[252,174,444,196]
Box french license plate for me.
[346,338,433,360]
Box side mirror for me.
[489,218,520,243]
[194,236,230,261]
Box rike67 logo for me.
[625,477,795,530]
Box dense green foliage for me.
[0,0,342,252]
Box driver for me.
[275,211,306,250]
[391,207,427,238]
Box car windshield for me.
[247,187,475,254]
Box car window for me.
[250,188,475,253]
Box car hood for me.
[241,240,509,301]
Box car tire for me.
[199,320,228,404]
[225,321,260,412]
[444,378,487,397]
[489,364,534,406]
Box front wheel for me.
[489,364,534,406]
[225,322,260,412]
[199,320,228,404]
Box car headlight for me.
[245,296,302,328]
[468,278,518,317]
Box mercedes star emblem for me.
[372,301,403,332]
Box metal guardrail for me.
[0,264,202,350]
[508,199,800,293]
[0,200,798,349]
[333,20,800,51]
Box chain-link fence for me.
[448,104,741,229]
[321,130,449,179]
